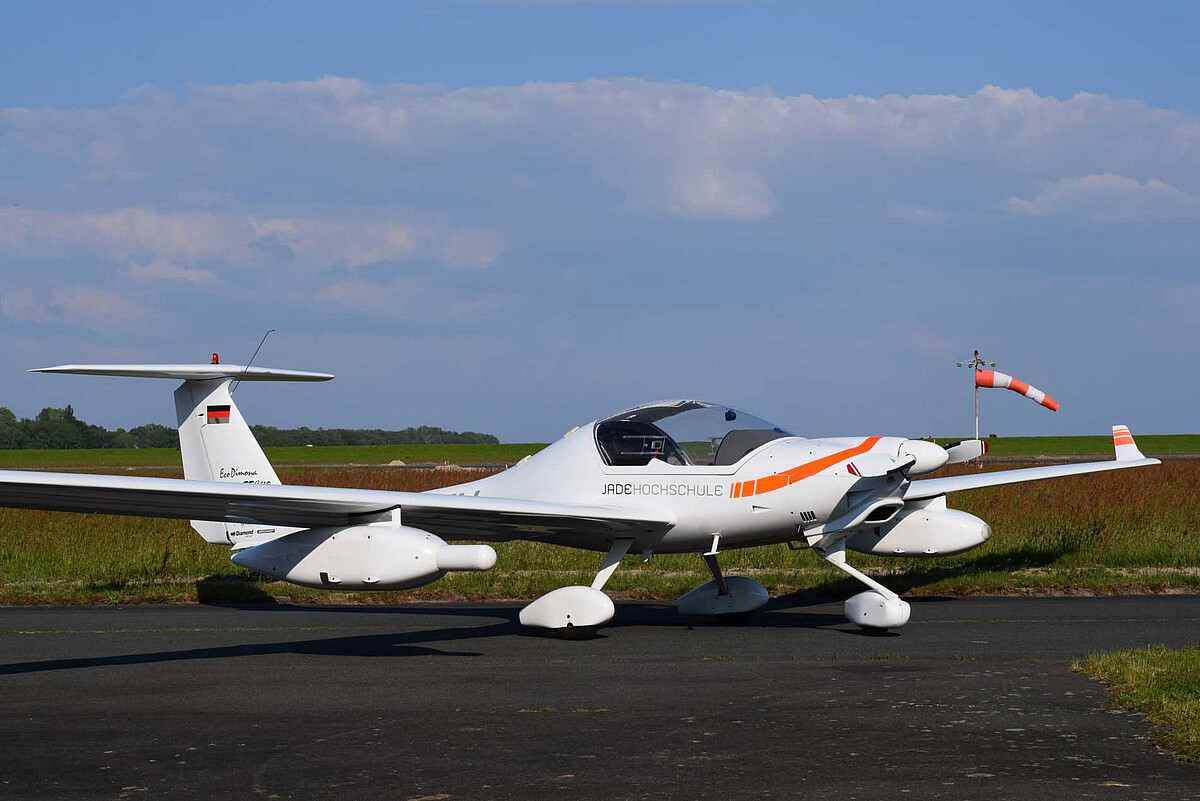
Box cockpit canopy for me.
[595,400,794,467]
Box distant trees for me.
[249,425,498,447]
[0,406,498,449]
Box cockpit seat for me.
[712,429,789,466]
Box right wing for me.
[905,425,1159,501]
[0,470,673,541]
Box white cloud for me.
[0,288,51,324]
[252,216,507,270]
[889,205,955,225]
[122,261,222,284]
[315,278,513,316]
[6,80,1198,223]
[0,285,154,333]
[1002,173,1192,222]
[901,327,953,356]
[0,207,507,274]
[51,286,151,331]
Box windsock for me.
[975,369,1060,412]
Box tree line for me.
[0,406,499,450]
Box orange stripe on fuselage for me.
[733,436,883,499]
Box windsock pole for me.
[956,349,996,466]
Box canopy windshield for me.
[595,400,793,467]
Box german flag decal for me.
[206,405,231,425]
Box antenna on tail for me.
[231,329,276,395]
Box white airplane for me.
[0,362,1160,636]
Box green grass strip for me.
[936,434,1200,458]
[0,443,547,468]
[1075,645,1200,762]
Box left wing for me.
[905,425,1159,501]
[0,470,673,540]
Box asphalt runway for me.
[2,597,1198,800]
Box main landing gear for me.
[518,537,775,636]
[519,538,632,638]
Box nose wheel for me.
[677,551,769,620]
[813,540,910,632]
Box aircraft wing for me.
[904,425,1160,501]
[0,470,673,540]
[904,457,1159,500]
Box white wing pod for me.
[436,544,498,571]
[231,525,495,590]
[846,501,991,557]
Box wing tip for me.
[1112,424,1146,461]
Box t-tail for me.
[28,360,334,544]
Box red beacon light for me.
[211,353,220,365]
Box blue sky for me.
[1,1,1198,440]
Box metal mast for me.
[956,349,996,462]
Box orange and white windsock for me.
[975,369,1060,412]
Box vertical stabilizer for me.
[175,379,280,484]
[175,379,283,543]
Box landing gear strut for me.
[813,540,910,632]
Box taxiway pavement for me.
[2,596,1198,800]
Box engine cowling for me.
[846,505,991,557]
[899,439,950,476]
[230,525,496,590]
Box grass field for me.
[1076,646,1200,762]
[1,459,1197,605]
[0,443,547,469]
[0,434,1196,470]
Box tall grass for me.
[0,461,1196,604]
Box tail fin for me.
[30,362,333,543]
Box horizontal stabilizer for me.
[29,364,334,382]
